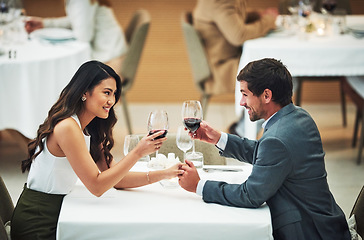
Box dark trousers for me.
[11,185,65,240]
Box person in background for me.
[24,0,127,73]
[193,0,278,136]
[193,0,278,97]
[11,60,183,240]
[178,58,350,240]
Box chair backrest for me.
[181,11,211,94]
[350,185,364,238]
[0,176,14,225]
[138,133,226,165]
[120,9,151,92]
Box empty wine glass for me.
[123,134,139,157]
[298,0,314,18]
[182,100,203,159]
[176,126,193,161]
[147,109,169,156]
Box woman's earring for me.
[81,96,86,102]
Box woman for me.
[11,60,183,240]
[25,0,127,72]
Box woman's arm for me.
[112,163,183,189]
[54,118,165,197]
[97,150,184,189]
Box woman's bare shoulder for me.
[53,117,81,136]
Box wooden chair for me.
[350,186,364,238]
[119,9,151,134]
[341,77,364,164]
[181,11,212,118]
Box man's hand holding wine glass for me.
[188,120,221,145]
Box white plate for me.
[31,28,74,41]
[347,24,364,34]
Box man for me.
[178,58,350,240]
[193,0,278,95]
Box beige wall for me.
[24,0,364,103]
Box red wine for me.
[183,118,201,132]
[323,3,336,12]
[149,130,168,140]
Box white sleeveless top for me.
[27,115,91,194]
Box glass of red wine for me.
[322,0,337,14]
[147,110,169,156]
[182,100,203,160]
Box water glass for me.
[186,151,203,169]
[123,134,139,157]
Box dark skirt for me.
[11,185,65,240]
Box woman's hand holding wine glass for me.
[129,131,167,159]
[147,110,169,156]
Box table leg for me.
[340,77,347,127]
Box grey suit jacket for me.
[203,104,350,240]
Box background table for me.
[235,15,364,140]
[0,39,91,138]
[57,162,273,240]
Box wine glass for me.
[176,126,193,161]
[322,0,337,14]
[181,100,203,159]
[123,134,139,157]
[298,0,314,18]
[287,0,299,15]
[147,109,169,156]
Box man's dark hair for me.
[237,58,293,107]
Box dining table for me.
[0,29,91,139]
[235,15,364,140]
[56,161,273,240]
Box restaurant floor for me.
[1,103,363,218]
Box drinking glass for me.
[147,110,169,156]
[322,0,337,14]
[181,100,203,159]
[123,134,139,157]
[176,126,193,161]
[287,0,299,15]
[298,0,314,18]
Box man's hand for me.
[188,121,221,145]
[178,160,200,193]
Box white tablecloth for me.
[235,15,364,139]
[0,39,91,138]
[57,162,273,240]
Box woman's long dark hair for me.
[22,60,122,172]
